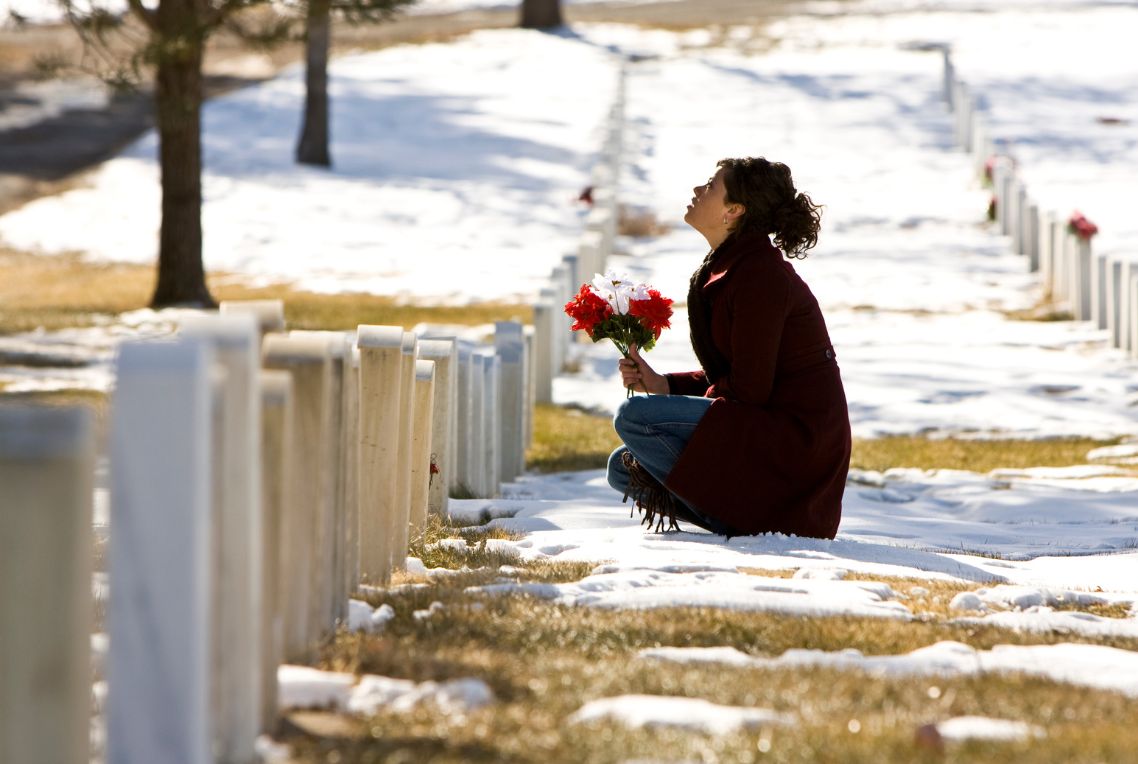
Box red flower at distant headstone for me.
[1067,211,1099,241]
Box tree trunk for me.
[296,0,333,167]
[149,0,214,308]
[519,0,562,29]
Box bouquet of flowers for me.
[1067,211,1099,241]
[564,269,674,396]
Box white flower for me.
[591,269,650,315]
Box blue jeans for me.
[606,394,734,535]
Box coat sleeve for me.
[665,370,709,396]
[706,264,790,405]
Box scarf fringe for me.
[621,452,680,533]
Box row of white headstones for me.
[943,48,1138,357]
[0,59,630,764]
[0,306,529,764]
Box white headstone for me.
[409,359,436,536]
[477,349,502,497]
[1129,269,1138,358]
[1039,212,1054,294]
[533,301,554,404]
[1025,203,1040,272]
[1107,258,1123,348]
[1092,251,1108,330]
[1121,260,1136,352]
[1075,240,1093,322]
[417,339,457,517]
[219,299,286,335]
[262,334,332,660]
[180,313,263,764]
[454,341,476,497]
[356,326,405,584]
[1110,259,1128,350]
[343,348,361,598]
[107,338,214,764]
[289,331,349,632]
[392,332,417,571]
[1,406,94,764]
[495,321,527,483]
[257,370,293,735]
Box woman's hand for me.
[619,344,669,395]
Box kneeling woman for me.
[607,157,851,539]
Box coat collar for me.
[702,230,781,291]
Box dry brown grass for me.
[284,504,1138,764]
[0,248,530,335]
[287,559,1138,764]
[852,435,1127,474]
[526,403,620,473]
[523,401,1127,476]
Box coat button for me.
[824,348,833,360]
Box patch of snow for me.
[638,646,758,668]
[955,609,1138,640]
[755,641,1138,698]
[347,600,396,633]
[277,665,355,710]
[935,715,1045,742]
[569,695,793,734]
[949,592,987,612]
[278,664,493,716]
[469,567,911,619]
[428,538,470,552]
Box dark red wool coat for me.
[664,232,851,539]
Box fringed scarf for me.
[686,235,734,385]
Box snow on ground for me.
[0,29,617,301]
[277,664,494,716]
[3,0,1138,703]
[568,695,793,734]
[638,640,1138,700]
[779,0,1138,262]
[935,715,1045,742]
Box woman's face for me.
[684,168,733,238]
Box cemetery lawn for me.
[0,246,530,336]
[527,402,1132,474]
[278,521,1138,763]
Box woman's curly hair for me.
[718,157,823,258]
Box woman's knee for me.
[613,395,654,436]
[606,446,630,492]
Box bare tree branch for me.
[125,0,159,31]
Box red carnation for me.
[1067,211,1099,241]
[628,289,673,340]
[564,284,612,336]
